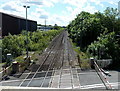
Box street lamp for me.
[45,19,46,31]
[23,5,30,58]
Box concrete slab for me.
[2,81,22,86]
[21,80,30,87]
[60,82,72,88]
[28,78,44,87]
[78,71,103,86]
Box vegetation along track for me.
[1,30,113,89]
[1,30,79,88]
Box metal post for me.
[45,19,46,31]
[23,5,30,58]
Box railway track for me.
[1,30,116,89]
[18,30,65,87]
[1,30,79,87]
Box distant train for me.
[0,12,37,37]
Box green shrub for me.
[2,30,61,63]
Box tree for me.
[67,11,105,49]
[67,7,120,69]
[54,24,61,30]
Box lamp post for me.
[23,5,30,58]
[45,19,46,31]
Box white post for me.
[0,71,2,81]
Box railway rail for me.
[0,30,117,89]
[18,30,65,87]
[1,30,79,88]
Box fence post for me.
[12,61,19,74]
[90,57,95,69]
[0,71,2,81]
[77,54,81,67]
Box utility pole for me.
[23,5,30,58]
[45,19,46,31]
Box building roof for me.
[0,12,36,22]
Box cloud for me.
[0,1,28,20]
[39,15,48,19]
[25,1,43,5]
[63,0,88,8]
[50,0,60,3]
[2,5,18,12]
[109,1,118,5]
[42,0,54,7]
[90,0,118,6]
[28,6,49,24]
[0,0,119,26]
[83,2,98,13]
[66,6,73,12]
[21,0,55,7]
[63,0,99,14]
[1,1,25,12]
[90,0,104,7]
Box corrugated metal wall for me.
[30,20,37,31]
[1,12,37,36]
[2,13,19,36]
[19,19,26,31]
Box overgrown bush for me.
[2,30,61,62]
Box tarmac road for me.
[78,70,120,89]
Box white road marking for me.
[79,82,120,89]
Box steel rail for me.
[19,31,63,87]
[18,34,60,83]
[48,48,63,87]
[58,31,74,88]
[67,30,81,88]
[48,32,64,87]
[67,30,81,89]
[26,32,64,87]
[57,31,65,88]
[40,33,64,87]
[1,70,65,84]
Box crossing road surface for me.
[79,70,120,89]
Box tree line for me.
[67,7,120,69]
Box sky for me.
[0,0,119,26]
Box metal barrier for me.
[0,57,30,81]
[93,60,112,89]
[96,59,112,68]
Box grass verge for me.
[70,39,91,69]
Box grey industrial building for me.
[0,12,37,37]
